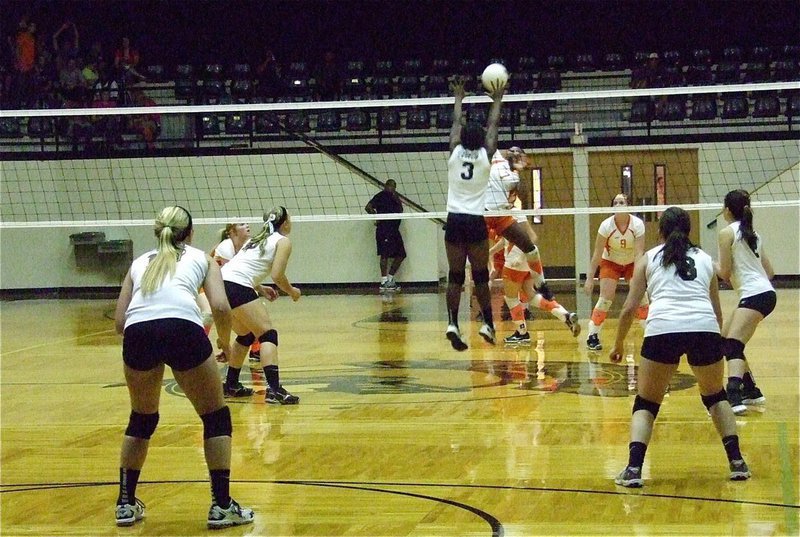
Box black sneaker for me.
[565,312,581,337]
[223,382,254,397]
[586,333,602,351]
[265,386,299,405]
[504,331,531,346]
[742,386,766,405]
[729,459,751,480]
[727,383,747,415]
[614,466,643,488]
[535,281,554,301]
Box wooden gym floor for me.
[1,287,798,536]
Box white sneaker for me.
[445,324,468,351]
[207,498,255,529]
[115,498,145,527]
[478,324,496,345]
[565,312,581,337]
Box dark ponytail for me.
[724,189,758,256]
[658,207,696,278]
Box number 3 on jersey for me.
[461,162,474,180]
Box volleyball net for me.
[1,82,798,230]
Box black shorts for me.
[640,332,722,366]
[123,318,212,372]
[737,290,776,318]
[376,226,406,258]
[224,280,259,309]
[444,213,488,244]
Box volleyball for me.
[481,63,509,91]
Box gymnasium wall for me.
[1,140,797,290]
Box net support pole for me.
[572,145,592,319]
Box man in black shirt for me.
[365,179,406,290]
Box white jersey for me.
[486,150,519,211]
[124,244,208,329]
[447,145,491,215]
[644,245,719,336]
[221,233,285,289]
[213,238,236,262]
[727,221,774,299]
[598,214,646,265]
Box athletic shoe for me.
[742,386,766,405]
[727,384,748,415]
[478,324,496,345]
[115,498,145,527]
[265,386,299,405]
[207,498,254,529]
[504,331,531,346]
[729,459,751,481]
[223,382,254,398]
[614,466,643,488]
[565,312,581,337]
[383,281,400,291]
[535,281,554,301]
[586,333,602,351]
[445,324,468,351]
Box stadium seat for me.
[537,69,561,92]
[346,110,371,131]
[661,50,681,67]
[690,48,712,65]
[752,93,780,118]
[602,52,624,71]
[401,59,423,76]
[743,61,770,83]
[574,53,595,72]
[374,60,393,77]
[343,76,367,99]
[772,60,799,81]
[378,108,400,130]
[316,110,341,132]
[459,58,478,75]
[371,77,394,98]
[255,113,280,134]
[525,104,551,126]
[721,93,749,119]
[723,46,744,63]
[285,112,310,132]
[143,64,165,82]
[788,92,800,117]
[225,113,251,134]
[345,60,365,79]
[431,58,451,75]
[230,64,253,101]
[467,106,487,125]
[200,63,225,102]
[0,117,22,137]
[27,117,54,137]
[509,71,534,94]
[425,74,448,95]
[436,105,453,129]
[287,61,309,79]
[749,46,775,63]
[655,98,686,121]
[200,114,221,135]
[685,64,713,85]
[714,61,741,84]
[500,105,520,127]
[546,55,565,70]
[516,56,537,73]
[629,99,654,123]
[287,77,311,100]
[174,64,195,100]
[405,108,430,129]
[397,75,420,97]
[690,96,718,120]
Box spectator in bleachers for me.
[114,36,146,86]
[11,17,37,109]
[52,19,80,72]
[128,87,160,149]
[255,49,282,100]
[33,46,58,107]
[82,57,100,88]
[630,52,665,89]
[314,50,341,101]
[58,56,86,102]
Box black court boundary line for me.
[1,478,797,511]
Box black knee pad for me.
[235,333,256,347]
[125,411,159,439]
[471,267,490,285]
[449,270,466,286]
[259,329,278,346]
[702,389,728,410]
[721,338,745,361]
[632,395,661,419]
[201,406,232,439]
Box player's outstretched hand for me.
[486,80,507,100]
[609,344,623,363]
[450,76,466,98]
